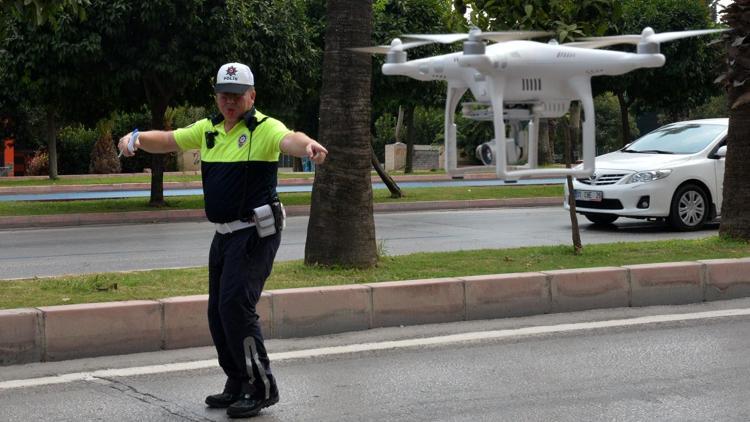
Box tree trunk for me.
[539,119,553,165]
[404,104,415,174]
[45,106,58,179]
[293,157,303,172]
[719,105,750,238]
[394,105,404,142]
[616,91,632,147]
[371,143,402,198]
[305,0,377,268]
[144,76,169,207]
[148,103,167,207]
[566,103,582,254]
[719,1,750,239]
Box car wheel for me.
[584,213,619,225]
[669,184,709,231]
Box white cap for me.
[214,63,254,94]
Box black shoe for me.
[205,392,243,409]
[226,386,279,418]
[226,393,264,418]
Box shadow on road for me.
[583,220,720,234]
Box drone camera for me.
[476,142,495,166]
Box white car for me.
[564,118,728,230]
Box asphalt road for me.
[3,299,750,421]
[0,207,718,280]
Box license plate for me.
[575,190,603,202]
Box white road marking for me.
[2,307,750,391]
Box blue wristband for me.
[128,129,139,153]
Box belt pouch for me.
[253,204,277,238]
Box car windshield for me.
[622,123,725,154]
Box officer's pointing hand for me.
[117,132,139,157]
[308,142,328,165]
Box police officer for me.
[118,62,327,418]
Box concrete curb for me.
[2,257,750,365]
[0,197,561,229]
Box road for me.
[0,207,718,280]
[2,299,750,421]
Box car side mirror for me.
[714,145,727,158]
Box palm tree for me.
[304,0,378,268]
[719,0,750,239]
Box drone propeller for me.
[403,28,552,56]
[403,29,552,44]
[350,38,434,55]
[568,27,726,52]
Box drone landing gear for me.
[444,85,467,175]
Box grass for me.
[2,236,748,309]
[0,185,562,216]
[0,172,311,187]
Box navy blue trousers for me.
[208,227,281,397]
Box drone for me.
[354,27,725,180]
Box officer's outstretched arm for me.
[117,131,179,157]
[280,132,328,165]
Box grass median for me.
[0,185,562,216]
[0,170,445,187]
[0,172,308,187]
[2,236,748,309]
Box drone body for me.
[357,28,723,179]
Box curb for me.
[0,197,561,229]
[2,257,750,365]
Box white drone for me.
[355,27,725,179]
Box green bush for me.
[26,150,49,176]
[689,94,728,120]
[57,125,97,175]
[413,106,444,146]
[170,105,209,129]
[594,92,639,154]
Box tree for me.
[458,0,619,40]
[596,0,719,146]
[0,6,114,179]
[305,0,378,268]
[718,0,750,239]
[373,0,463,173]
[89,119,120,174]
[88,0,234,205]
[33,0,315,205]
[1,0,88,27]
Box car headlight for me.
[626,169,672,184]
